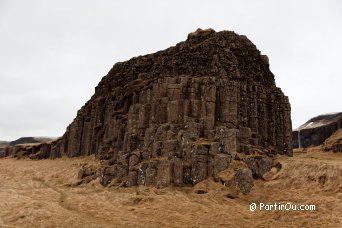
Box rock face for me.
[3,137,57,159]
[5,29,293,188]
[4,140,60,159]
[293,112,342,148]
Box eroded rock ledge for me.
[4,29,292,191]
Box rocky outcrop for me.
[3,137,59,159]
[4,140,61,159]
[218,160,254,195]
[4,29,292,189]
[293,112,342,148]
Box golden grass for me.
[0,149,341,227]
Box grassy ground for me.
[0,148,341,227]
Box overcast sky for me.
[0,0,341,141]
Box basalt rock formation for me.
[4,140,59,159]
[293,112,342,148]
[5,29,292,189]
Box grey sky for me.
[0,0,341,141]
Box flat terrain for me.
[0,148,341,227]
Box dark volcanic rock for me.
[75,164,99,185]
[293,112,342,148]
[5,28,293,188]
[243,155,273,179]
[4,139,61,159]
[219,161,254,195]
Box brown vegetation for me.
[0,148,340,227]
[324,129,342,152]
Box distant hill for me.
[0,140,9,147]
[9,137,56,146]
[293,112,342,148]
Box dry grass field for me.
[0,147,341,227]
